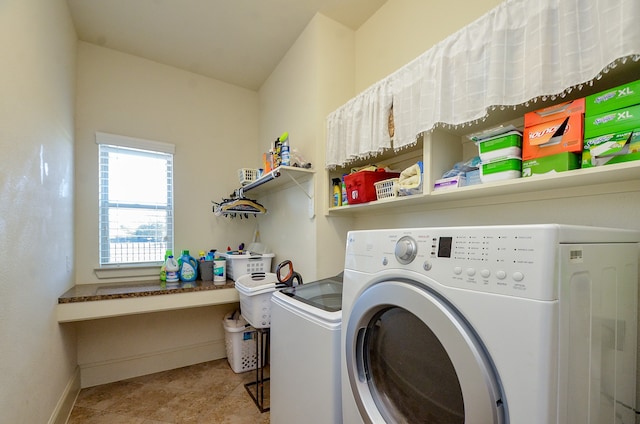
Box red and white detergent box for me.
[523,98,585,160]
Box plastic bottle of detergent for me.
[178,250,198,284]
[165,255,179,283]
[159,249,173,285]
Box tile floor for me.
[67,359,270,424]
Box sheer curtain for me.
[326,0,640,169]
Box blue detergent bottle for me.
[178,250,198,285]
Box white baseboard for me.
[48,366,81,424]
[80,339,227,388]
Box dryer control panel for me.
[346,225,565,301]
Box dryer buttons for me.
[395,236,418,264]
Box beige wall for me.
[355,0,504,91]
[0,0,78,422]
[258,14,356,280]
[75,42,260,285]
[73,43,262,385]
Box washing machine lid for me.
[278,275,343,312]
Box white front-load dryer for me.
[341,224,639,424]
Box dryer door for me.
[345,280,505,424]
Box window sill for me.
[94,264,162,280]
[57,279,239,322]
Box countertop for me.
[58,279,236,303]
[57,279,240,322]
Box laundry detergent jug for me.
[178,250,198,283]
[165,255,179,283]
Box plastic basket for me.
[223,311,260,373]
[235,272,278,328]
[216,252,274,281]
[238,168,259,186]
[374,178,399,200]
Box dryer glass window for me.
[365,307,464,423]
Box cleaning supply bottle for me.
[332,178,342,207]
[341,175,348,206]
[165,255,179,283]
[274,138,282,168]
[280,132,290,166]
[179,250,198,284]
[159,249,173,287]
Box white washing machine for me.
[341,224,639,424]
[270,275,343,424]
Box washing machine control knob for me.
[395,236,418,264]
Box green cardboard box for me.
[522,152,581,177]
[584,104,640,139]
[585,79,640,117]
[582,130,640,168]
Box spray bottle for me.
[332,178,342,207]
[280,131,290,166]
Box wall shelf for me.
[328,160,640,215]
[238,165,314,198]
[325,59,640,217]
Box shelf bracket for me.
[282,170,312,199]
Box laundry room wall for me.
[346,0,640,233]
[0,0,78,422]
[75,42,260,285]
[258,13,356,281]
[73,42,259,386]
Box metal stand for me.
[244,327,270,413]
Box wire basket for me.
[238,168,259,186]
[375,178,399,200]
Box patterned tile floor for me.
[67,359,270,424]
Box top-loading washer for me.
[341,224,639,424]
[270,274,343,424]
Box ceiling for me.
[67,0,387,91]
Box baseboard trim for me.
[80,339,227,388]
[48,366,80,424]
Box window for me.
[97,132,174,266]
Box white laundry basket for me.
[234,272,278,328]
[223,311,259,373]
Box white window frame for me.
[96,132,175,272]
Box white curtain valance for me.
[326,0,640,170]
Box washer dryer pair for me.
[341,224,639,424]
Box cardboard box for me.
[524,98,585,127]
[476,131,522,161]
[583,104,640,139]
[585,79,640,117]
[522,152,581,177]
[433,175,465,190]
[479,156,522,183]
[582,130,640,168]
[523,114,584,160]
[344,170,400,204]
